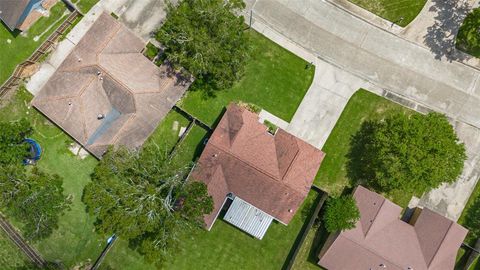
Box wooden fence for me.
[0,10,81,99]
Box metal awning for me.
[223,196,274,240]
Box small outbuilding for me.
[191,103,325,239]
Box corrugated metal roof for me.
[223,196,273,240]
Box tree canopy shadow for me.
[345,120,380,191]
[423,0,474,61]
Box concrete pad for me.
[27,2,108,96]
[286,59,364,149]
[179,126,187,137]
[116,0,167,41]
[26,63,56,96]
[258,110,289,130]
[414,122,480,221]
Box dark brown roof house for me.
[0,0,57,31]
[318,185,468,270]
[32,12,191,158]
[191,103,325,239]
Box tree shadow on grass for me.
[423,0,473,61]
[345,120,377,191]
[463,194,480,242]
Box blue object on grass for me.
[23,138,42,165]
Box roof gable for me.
[32,12,190,158]
[192,104,325,227]
[319,186,468,270]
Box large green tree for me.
[348,112,466,193]
[82,145,213,264]
[0,119,32,165]
[156,0,249,92]
[323,195,360,233]
[0,166,70,240]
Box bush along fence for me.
[283,187,328,270]
[0,10,81,99]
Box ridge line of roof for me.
[79,94,88,143]
[208,143,306,198]
[339,234,410,269]
[277,135,300,180]
[108,114,137,146]
[364,195,387,237]
[95,19,122,64]
[422,218,455,267]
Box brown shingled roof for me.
[0,0,31,30]
[32,12,191,158]
[318,186,468,270]
[191,104,325,229]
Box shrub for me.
[323,195,360,233]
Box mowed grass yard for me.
[0,23,314,269]
[455,180,480,270]
[101,111,319,270]
[0,3,68,85]
[0,0,99,85]
[349,0,427,27]
[291,90,418,270]
[0,87,155,269]
[179,29,315,126]
[103,29,317,269]
[314,89,415,206]
[0,230,33,269]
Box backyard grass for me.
[0,87,154,269]
[314,89,415,207]
[454,180,480,270]
[457,8,480,58]
[162,191,320,270]
[291,222,328,270]
[0,230,33,269]
[75,0,100,14]
[179,29,314,126]
[348,0,427,27]
[0,3,68,85]
[101,112,316,270]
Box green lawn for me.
[179,29,314,126]
[0,87,153,269]
[0,230,33,269]
[314,89,415,207]
[0,0,100,86]
[162,191,319,270]
[75,0,100,14]
[291,223,328,270]
[457,8,480,58]
[348,0,427,27]
[455,180,480,270]
[0,3,68,85]
[101,112,317,270]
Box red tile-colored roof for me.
[191,104,325,229]
[318,186,468,270]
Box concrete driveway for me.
[102,0,167,41]
[245,0,480,220]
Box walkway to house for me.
[244,0,480,221]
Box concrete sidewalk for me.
[246,0,480,129]
[245,0,480,220]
